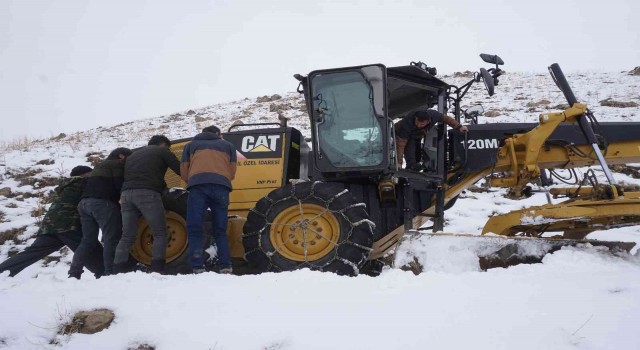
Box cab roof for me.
[386,65,449,118]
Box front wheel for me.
[242,181,374,276]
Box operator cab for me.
[299,63,450,179]
[295,55,503,232]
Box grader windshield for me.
[309,65,386,170]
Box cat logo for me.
[241,135,281,152]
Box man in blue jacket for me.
[181,126,237,274]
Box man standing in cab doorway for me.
[395,109,469,170]
[113,135,180,274]
[181,126,237,274]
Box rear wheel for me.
[242,181,374,276]
[130,189,212,274]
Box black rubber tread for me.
[242,181,374,276]
[161,189,192,274]
[359,259,386,277]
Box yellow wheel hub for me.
[131,211,188,265]
[270,203,340,262]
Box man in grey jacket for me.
[113,135,180,274]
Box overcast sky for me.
[1,0,638,142]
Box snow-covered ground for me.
[1,67,640,349]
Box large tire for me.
[131,189,212,275]
[242,181,374,276]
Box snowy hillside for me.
[1,67,640,350]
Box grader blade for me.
[394,232,636,274]
[482,192,640,238]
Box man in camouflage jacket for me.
[0,166,104,277]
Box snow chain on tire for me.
[242,181,375,276]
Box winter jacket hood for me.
[180,132,237,190]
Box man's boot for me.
[150,259,166,274]
[113,262,131,275]
[68,269,82,280]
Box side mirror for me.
[480,54,504,66]
[464,105,484,117]
[480,68,494,96]
[464,105,484,124]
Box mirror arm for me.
[448,78,474,123]
[457,78,475,101]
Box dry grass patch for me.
[36,159,55,165]
[0,226,28,246]
[33,176,60,190]
[30,195,48,224]
[2,136,34,151]
[4,167,46,187]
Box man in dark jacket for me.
[395,109,469,169]
[181,126,237,274]
[0,166,104,277]
[68,147,132,278]
[113,135,181,274]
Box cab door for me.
[306,65,389,174]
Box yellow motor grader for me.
[131,56,640,275]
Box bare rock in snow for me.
[453,71,474,78]
[599,98,639,108]
[256,96,271,103]
[484,110,502,118]
[60,309,115,335]
[0,187,13,197]
[526,99,551,108]
[257,94,282,103]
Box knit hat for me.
[70,165,93,177]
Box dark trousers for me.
[403,136,423,169]
[0,231,104,277]
[69,198,122,275]
[114,189,167,266]
[186,184,231,270]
